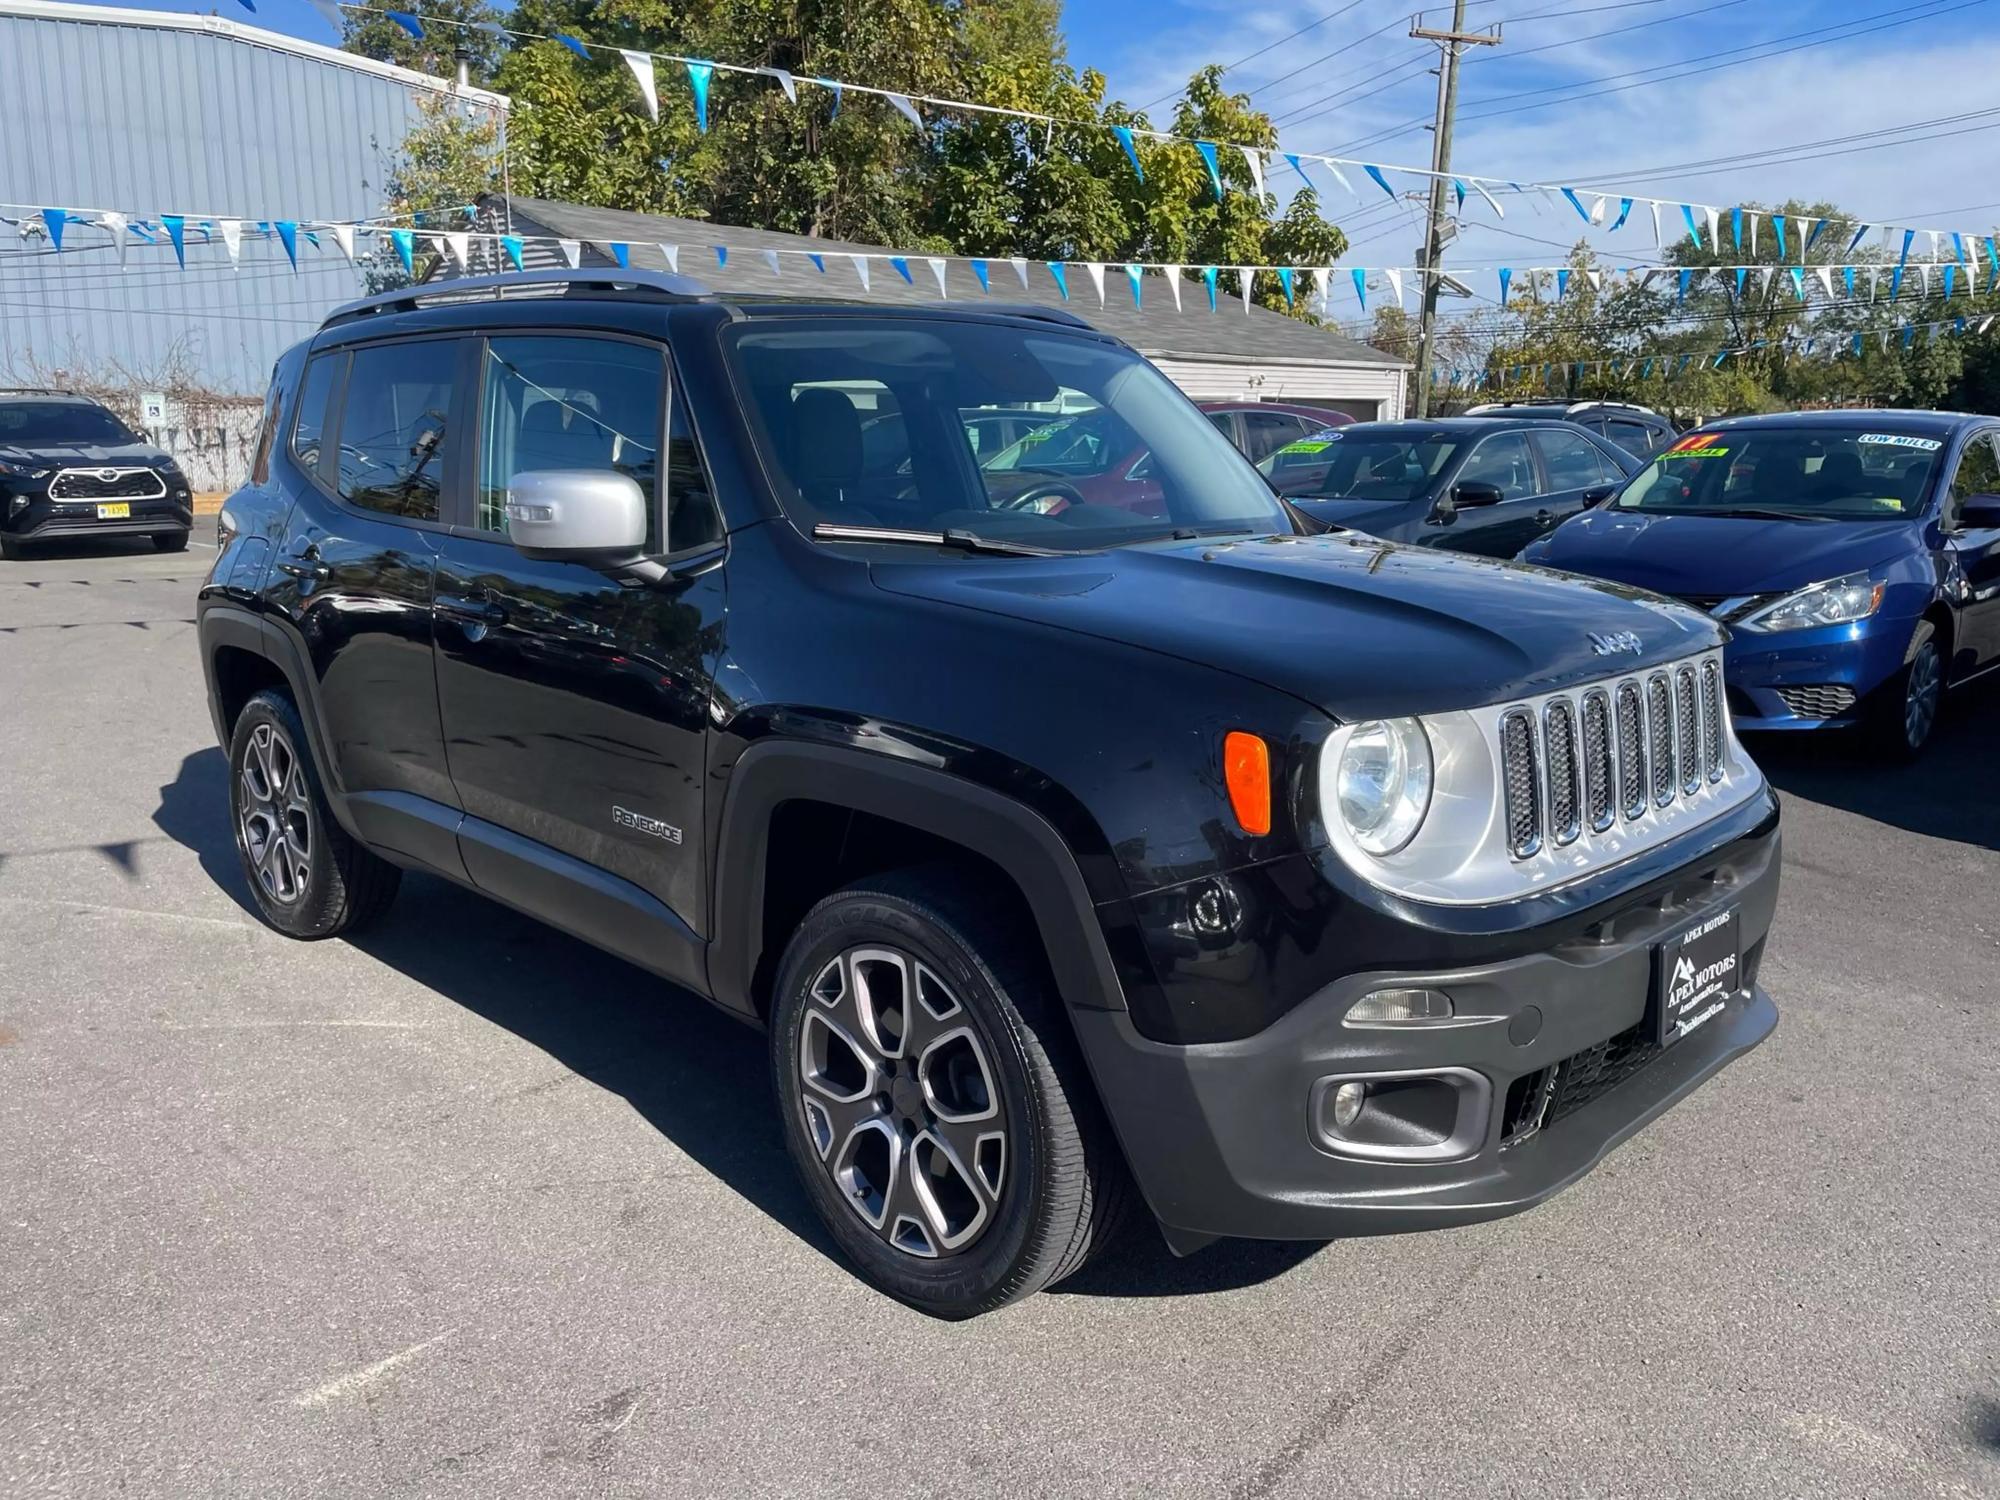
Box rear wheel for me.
[1866,620,1942,762]
[228,689,399,938]
[769,868,1127,1317]
[154,530,189,553]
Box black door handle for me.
[275,542,329,581]
[436,593,507,625]
[1535,510,1558,528]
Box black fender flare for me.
[706,740,1132,1025]
[197,602,354,824]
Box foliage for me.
[343,0,505,83]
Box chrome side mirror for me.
[505,470,647,563]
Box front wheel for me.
[1866,621,1943,762]
[154,530,190,553]
[769,869,1127,1317]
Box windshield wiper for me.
[812,523,1072,557]
[1699,507,1839,523]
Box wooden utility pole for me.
[1411,3,1501,417]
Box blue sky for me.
[72,0,2000,327]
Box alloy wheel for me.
[1904,641,1940,749]
[237,722,314,907]
[796,946,1008,1259]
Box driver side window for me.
[1946,432,2000,526]
[1456,432,1537,501]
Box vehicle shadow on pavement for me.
[152,747,1334,1302]
[1753,687,2000,853]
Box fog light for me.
[6,495,24,516]
[1344,986,1454,1027]
[1330,1081,1367,1130]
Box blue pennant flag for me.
[1114,126,1144,182]
[1952,231,1968,263]
[1677,268,1692,305]
[1453,179,1466,212]
[1286,152,1309,183]
[1790,267,1805,299]
[162,214,185,267]
[1987,236,2000,286]
[1713,352,1728,369]
[1805,218,1828,254]
[1846,223,1871,255]
[1556,268,1570,299]
[1681,204,1701,246]
[1843,265,1855,298]
[385,10,422,38]
[275,220,298,269]
[1561,187,1591,222]
[1127,263,1143,307]
[1498,267,1512,303]
[1773,214,1788,259]
[1276,267,1294,307]
[41,208,67,250]
[1641,358,1654,379]
[1732,207,1742,252]
[1610,197,1633,232]
[501,235,523,271]
[557,33,590,59]
[1202,265,1218,310]
[1734,268,1747,299]
[1898,229,1915,267]
[1902,325,1917,349]
[1362,164,1397,201]
[1945,264,1958,298]
[1890,261,1905,300]
[889,256,912,283]
[969,258,989,291]
[824,80,841,119]
[1048,262,1070,300]
[1351,267,1367,311]
[1195,141,1223,202]
[1956,316,1968,335]
[687,62,713,132]
[391,228,414,275]
[715,245,728,267]
[808,252,826,273]
[1852,333,1864,357]
[611,243,630,267]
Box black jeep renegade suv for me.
[197,270,1781,1317]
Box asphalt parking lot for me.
[2,534,1996,1499]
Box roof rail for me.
[320,268,715,329]
[0,386,81,397]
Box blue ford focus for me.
[1521,410,2000,759]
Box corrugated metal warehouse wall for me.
[0,1,507,395]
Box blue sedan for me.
[1521,410,2000,759]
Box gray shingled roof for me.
[470,195,1404,370]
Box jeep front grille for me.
[49,467,167,501]
[1495,649,1742,868]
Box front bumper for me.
[1724,614,1914,731]
[1076,817,1781,1246]
[4,492,192,543]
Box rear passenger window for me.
[475,336,664,546]
[291,353,341,478]
[1605,419,1655,457]
[338,341,455,521]
[1533,428,1621,489]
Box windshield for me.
[1613,427,1942,520]
[728,319,1292,549]
[1257,428,1460,501]
[0,400,139,446]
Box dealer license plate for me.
[97,503,130,519]
[1653,906,1739,1046]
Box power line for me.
[1134,0,1379,112]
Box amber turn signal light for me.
[1223,731,1272,836]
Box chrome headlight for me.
[1738,571,1883,632]
[1325,717,1433,855]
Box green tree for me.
[343,0,504,83]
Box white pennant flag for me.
[1760,267,1776,297]
[445,231,470,269]
[1239,267,1254,316]
[102,211,127,265]
[1869,266,1880,299]
[621,50,660,121]
[331,223,356,260]
[1239,146,1266,200]
[1927,230,1941,262]
[1919,263,1932,297]
[1589,195,1607,226]
[658,243,679,272]
[927,257,948,298]
[1008,256,1029,289]
[218,218,242,265]
[1385,267,1404,306]
[1745,211,1760,255]
[1313,266,1332,315]
[761,66,797,102]
[1704,205,1720,250]
[849,254,871,291]
[1586,268,1603,292]
[762,248,782,277]
[1815,267,1834,299]
[1649,201,1664,250]
[558,239,581,269]
[1083,261,1107,305]
[1322,159,1354,196]
[1163,263,1183,311]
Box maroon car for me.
[981,400,1356,515]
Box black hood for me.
[870,531,1721,721]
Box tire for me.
[154,530,190,553]
[0,534,20,560]
[227,689,399,938]
[1865,620,1943,763]
[769,866,1129,1318]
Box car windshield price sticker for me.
[1654,907,1739,1046]
[1858,433,1943,450]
